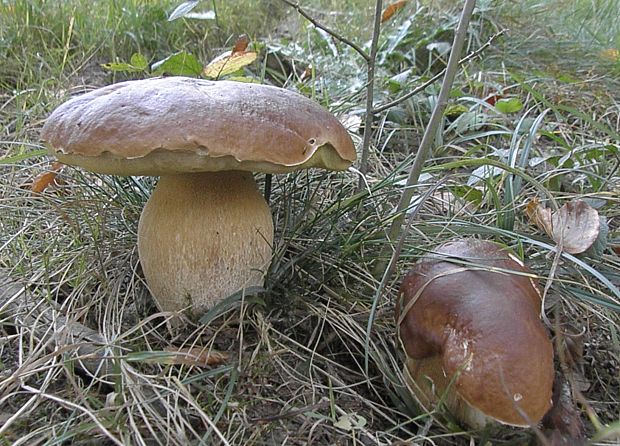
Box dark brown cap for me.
[41,77,356,175]
[396,239,554,427]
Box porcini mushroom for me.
[41,77,356,317]
[396,239,554,428]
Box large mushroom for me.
[41,77,356,317]
[396,239,554,428]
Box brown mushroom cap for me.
[41,77,356,175]
[396,239,554,427]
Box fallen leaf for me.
[163,346,229,367]
[551,200,600,254]
[484,91,503,106]
[333,413,367,431]
[31,162,64,193]
[525,199,600,254]
[525,197,554,235]
[203,51,257,79]
[299,64,313,82]
[381,0,408,23]
[232,34,250,54]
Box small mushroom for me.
[41,77,356,317]
[396,239,554,428]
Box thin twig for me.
[373,0,478,278]
[374,29,505,113]
[278,0,370,62]
[357,0,384,186]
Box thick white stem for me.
[137,171,274,317]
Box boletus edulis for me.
[41,77,356,317]
[396,239,554,428]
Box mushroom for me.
[41,77,356,317]
[395,239,554,428]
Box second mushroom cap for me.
[396,239,554,428]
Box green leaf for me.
[151,51,202,77]
[495,97,523,114]
[130,53,148,70]
[101,62,141,73]
[451,185,483,206]
[444,103,468,117]
[168,0,199,21]
[102,53,149,73]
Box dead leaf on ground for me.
[525,197,554,235]
[381,1,408,23]
[232,34,250,54]
[30,162,65,193]
[203,34,257,79]
[203,51,257,79]
[484,91,503,106]
[525,198,600,254]
[299,64,313,82]
[552,200,600,254]
[163,346,229,367]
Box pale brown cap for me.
[41,77,356,175]
[396,239,554,427]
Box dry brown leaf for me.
[525,197,554,235]
[551,200,600,254]
[525,199,600,254]
[299,64,313,82]
[30,162,65,193]
[232,34,250,54]
[381,0,408,23]
[163,346,229,367]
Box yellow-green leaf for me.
[495,97,523,114]
[203,51,257,79]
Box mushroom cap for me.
[396,239,554,427]
[41,77,356,175]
